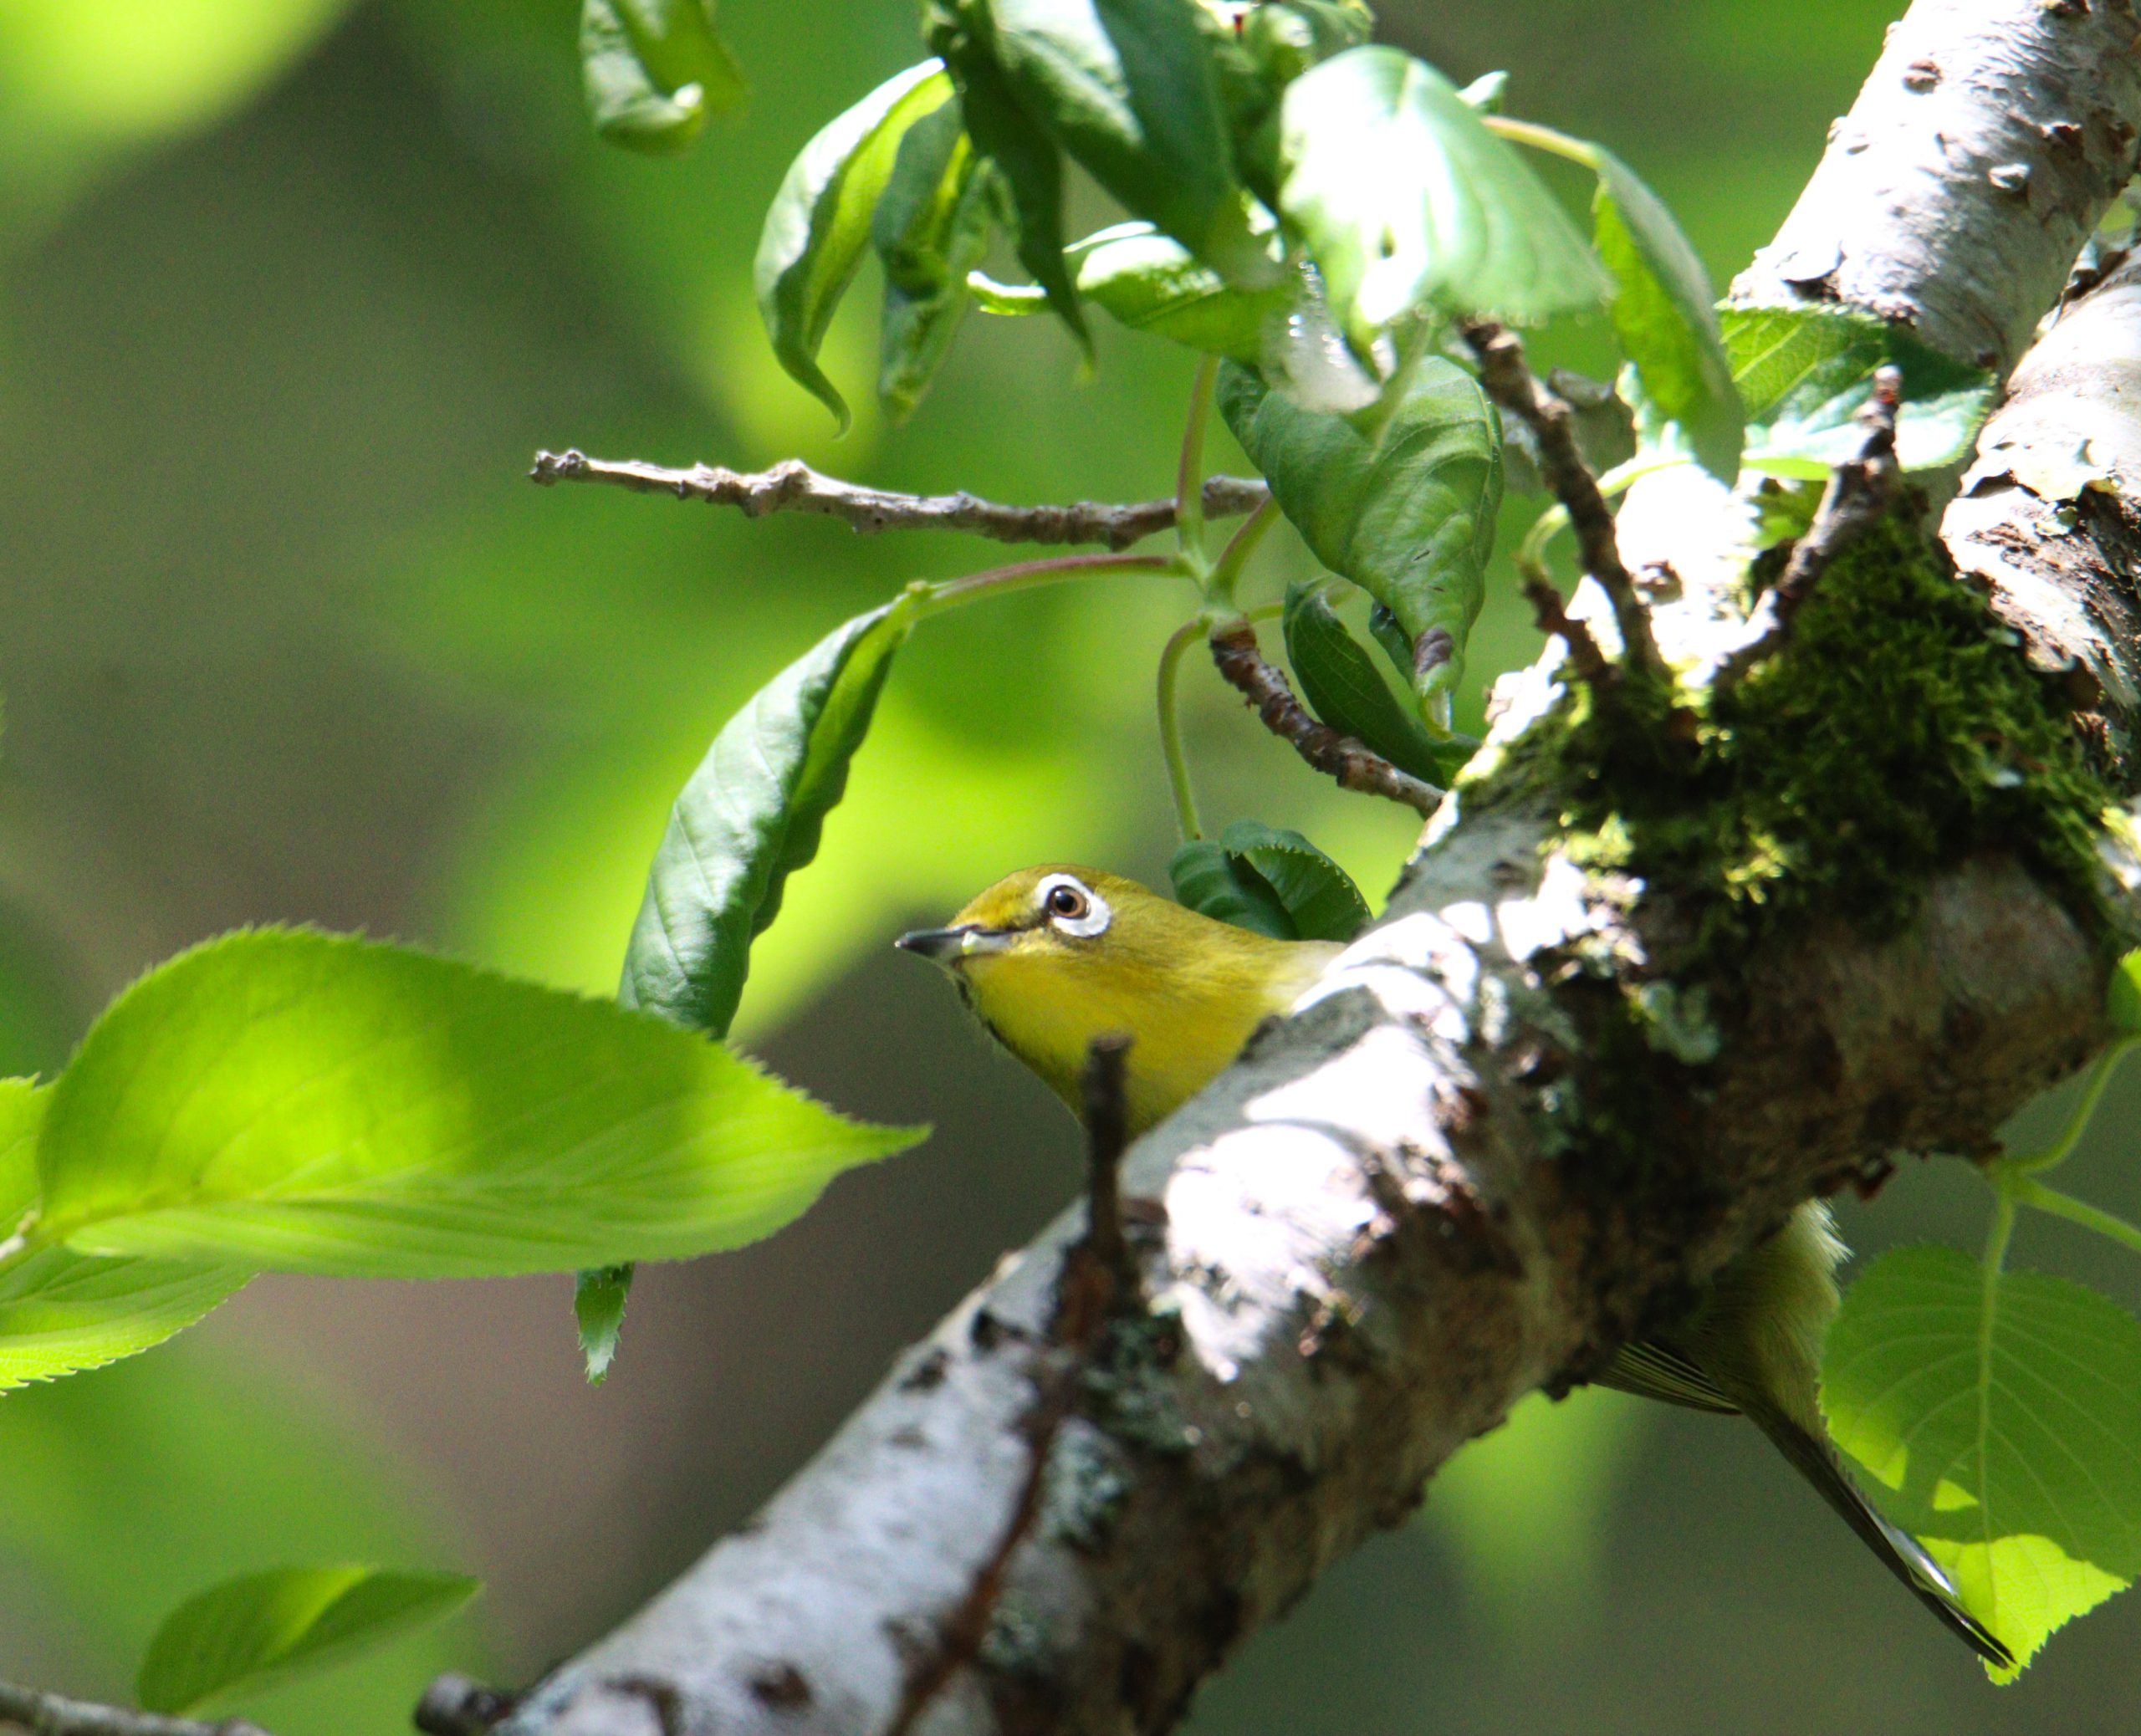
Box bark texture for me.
[483,7,2141,1733]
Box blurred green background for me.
[0,2,2136,1731]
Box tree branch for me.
[468,8,2141,1734]
[1206,620,1445,815]
[529,452,1270,553]
[1462,322,1668,687]
[0,1682,270,1736]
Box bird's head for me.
[895,865,1339,1133]
[893,865,1147,987]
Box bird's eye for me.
[1045,882,1089,920]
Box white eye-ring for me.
[1038,873,1111,938]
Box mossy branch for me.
[1715,368,1903,694]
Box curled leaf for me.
[873,103,999,420]
[755,60,955,428]
[580,0,744,155]
[1222,356,1503,702]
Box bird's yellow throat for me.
[896,865,1340,1135]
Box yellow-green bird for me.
[898,864,2009,1668]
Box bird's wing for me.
[1595,1337,1740,1414]
[1740,1394,2013,1670]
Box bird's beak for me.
[895,924,1010,965]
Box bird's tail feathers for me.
[1745,1400,2012,1669]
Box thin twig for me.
[529,451,1270,553]
[1522,576,1615,694]
[0,1682,271,1736]
[1714,366,1903,693]
[1207,620,1444,816]
[1462,323,1668,686]
[1078,1034,1139,1312]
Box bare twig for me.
[529,451,1270,553]
[1463,323,1668,686]
[1522,575,1615,694]
[0,1682,270,1736]
[1715,366,1903,693]
[1207,620,1444,816]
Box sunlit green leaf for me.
[1727,305,1995,478]
[1222,356,1502,702]
[33,930,919,1279]
[873,104,999,421]
[575,1263,632,1386]
[621,597,917,1037]
[137,1566,480,1715]
[0,1078,248,1393]
[985,0,1261,281]
[1275,46,1607,354]
[1591,148,1740,483]
[1170,821,1369,942]
[1282,582,1469,782]
[755,59,954,429]
[1069,220,1290,358]
[1822,1245,2141,1678]
[579,0,744,156]
[930,8,1086,343]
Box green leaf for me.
[0,1078,248,1394]
[931,9,1086,344]
[1590,148,1740,483]
[1282,582,1468,782]
[137,1565,481,1715]
[1822,1245,2141,1678]
[872,104,999,421]
[755,60,955,429]
[1221,355,1503,702]
[1726,305,1995,478]
[1170,821,1370,942]
[2111,950,2141,1036]
[985,0,1261,281]
[575,1263,633,1386]
[32,929,920,1279]
[579,0,744,156]
[621,597,916,1036]
[1065,220,1290,360]
[1275,46,1607,355]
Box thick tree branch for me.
[1734,0,2141,376]
[471,8,2141,1734]
[0,1682,269,1736]
[529,452,1270,552]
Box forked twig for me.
[1463,323,1668,687]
